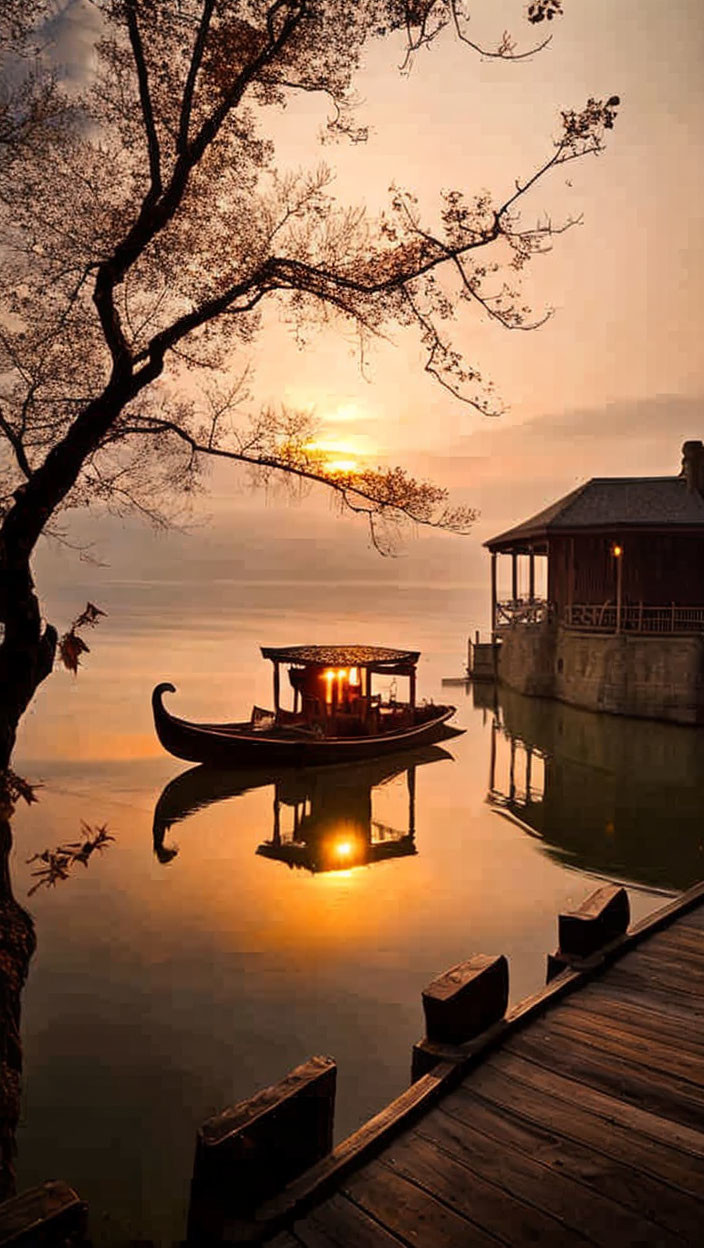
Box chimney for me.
[681,441,704,494]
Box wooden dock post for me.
[412,955,509,1080]
[187,1055,336,1242]
[0,1181,86,1246]
[547,883,630,979]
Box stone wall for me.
[497,623,704,725]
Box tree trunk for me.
[0,380,151,768]
[0,552,56,771]
[0,817,36,1200]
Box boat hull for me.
[152,683,459,767]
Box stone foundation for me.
[497,623,704,725]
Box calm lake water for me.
[9,573,704,1245]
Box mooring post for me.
[547,884,630,980]
[0,1181,86,1247]
[411,954,509,1081]
[187,1056,336,1242]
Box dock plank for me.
[505,1026,704,1131]
[526,1009,704,1087]
[416,1102,680,1248]
[292,1193,406,1248]
[566,981,704,1050]
[557,995,704,1061]
[462,1054,704,1200]
[486,1050,704,1160]
[342,1160,503,1248]
[450,1086,703,1240]
[379,1132,590,1248]
[626,942,704,980]
[674,905,704,930]
[647,925,704,956]
[594,964,704,1018]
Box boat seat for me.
[275,707,308,727]
[250,706,276,731]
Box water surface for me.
[9,578,703,1244]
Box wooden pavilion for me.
[485,440,704,636]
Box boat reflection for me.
[485,684,704,891]
[153,746,455,873]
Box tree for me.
[0,0,618,769]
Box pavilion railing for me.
[564,604,704,634]
[495,599,551,630]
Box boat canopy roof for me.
[261,644,420,670]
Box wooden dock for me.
[253,884,704,1247]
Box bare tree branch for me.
[125,0,163,200]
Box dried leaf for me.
[73,602,107,630]
[26,822,114,894]
[58,630,89,673]
[0,768,40,817]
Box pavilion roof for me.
[486,476,704,552]
[260,644,420,668]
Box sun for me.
[305,437,364,474]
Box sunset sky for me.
[36,1,704,619]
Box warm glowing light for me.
[304,432,376,476]
[324,669,335,703]
[334,840,353,859]
[612,544,623,558]
[349,666,359,686]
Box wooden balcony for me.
[495,598,551,630]
[564,603,704,634]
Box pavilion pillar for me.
[273,661,280,712]
[528,549,535,604]
[490,552,498,636]
[409,668,416,710]
[511,552,518,604]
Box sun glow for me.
[305,429,376,476]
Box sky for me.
[247,0,704,458]
[31,0,704,622]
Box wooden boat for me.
[152,644,460,766]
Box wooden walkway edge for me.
[230,878,704,1245]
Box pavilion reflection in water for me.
[152,747,453,873]
[481,682,704,891]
